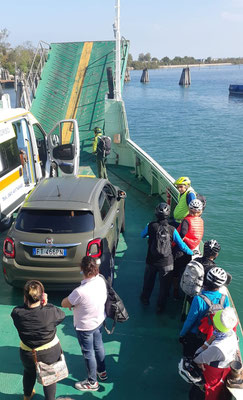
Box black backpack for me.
[150,224,172,258]
[100,275,129,334]
[97,136,111,157]
[196,193,206,211]
[186,191,206,211]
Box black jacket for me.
[146,219,175,270]
[11,303,65,348]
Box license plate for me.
[32,248,67,257]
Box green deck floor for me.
[0,165,190,400]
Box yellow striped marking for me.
[77,174,96,178]
[62,42,93,144]
[0,169,21,191]
[0,111,29,124]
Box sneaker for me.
[97,371,108,381]
[75,379,99,391]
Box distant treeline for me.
[128,53,243,70]
[0,29,38,76]
[1,27,242,76]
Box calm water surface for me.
[123,66,243,320]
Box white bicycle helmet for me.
[189,199,203,212]
[178,358,203,384]
[206,267,228,288]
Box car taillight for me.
[86,238,102,258]
[3,237,15,258]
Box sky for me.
[1,0,243,60]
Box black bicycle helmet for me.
[205,267,227,288]
[204,240,221,257]
[155,202,170,220]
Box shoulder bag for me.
[100,274,129,334]
[32,348,68,386]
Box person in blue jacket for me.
[179,267,229,357]
[140,202,193,314]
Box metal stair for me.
[17,41,50,110]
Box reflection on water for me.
[228,93,243,103]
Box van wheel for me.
[50,162,58,177]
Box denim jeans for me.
[76,324,106,383]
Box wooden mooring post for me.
[140,68,149,83]
[124,68,130,82]
[179,67,191,86]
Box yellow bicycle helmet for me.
[94,127,102,134]
[174,176,191,186]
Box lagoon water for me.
[123,66,243,320]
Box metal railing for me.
[18,41,50,110]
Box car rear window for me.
[15,209,94,233]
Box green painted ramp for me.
[31,40,129,168]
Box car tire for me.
[107,252,115,285]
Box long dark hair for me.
[24,280,44,305]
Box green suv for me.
[3,176,126,288]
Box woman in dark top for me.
[11,280,65,400]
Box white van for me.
[0,108,80,229]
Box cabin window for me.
[0,148,8,175]
[103,184,116,206]
[0,138,20,178]
[99,190,112,220]
[12,118,36,184]
[33,124,47,174]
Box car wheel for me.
[107,252,115,285]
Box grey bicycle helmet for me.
[205,267,228,288]
[189,199,203,212]
[204,240,221,257]
[155,202,170,219]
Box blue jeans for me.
[76,324,106,383]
